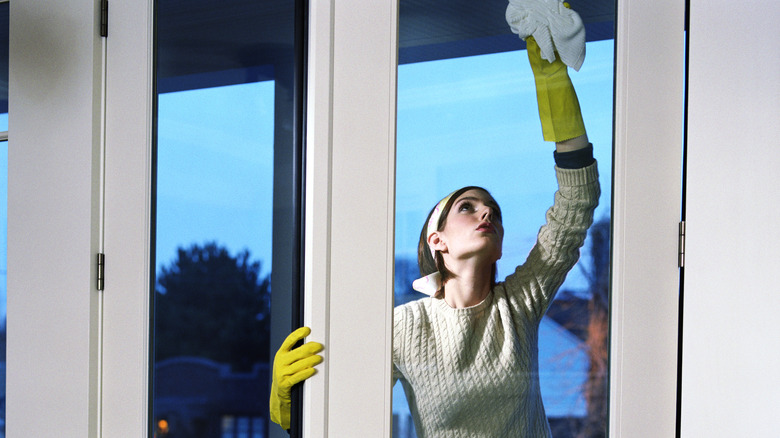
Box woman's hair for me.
[417,186,501,298]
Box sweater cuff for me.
[553,143,594,169]
[555,160,599,187]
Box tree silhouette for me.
[578,218,610,438]
[154,242,271,371]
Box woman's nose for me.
[481,207,493,221]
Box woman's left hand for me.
[269,327,324,430]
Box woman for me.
[271,3,599,435]
[392,129,597,438]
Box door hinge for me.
[100,0,109,37]
[678,221,686,268]
[97,253,105,291]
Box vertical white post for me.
[304,0,399,436]
[610,0,685,436]
[101,0,155,435]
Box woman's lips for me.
[477,222,496,233]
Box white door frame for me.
[609,0,685,435]
[100,0,156,435]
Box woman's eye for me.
[458,202,472,212]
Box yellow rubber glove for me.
[526,35,586,143]
[269,327,324,430]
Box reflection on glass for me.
[221,416,235,438]
[153,81,274,438]
[393,3,614,437]
[153,1,299,436]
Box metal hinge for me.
[97,253,105,291]
[678,221,686,268]
[100,0,109,37]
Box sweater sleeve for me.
[501,161,600,320]
[392,305,407,385]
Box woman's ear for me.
[428,232,447,253]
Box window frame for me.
[609,0,685,435]
[301,0,398,435]
[7,0,685,436]
[100,0,155,435]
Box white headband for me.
[412,190,457,296]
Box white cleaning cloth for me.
[506,0,586,71]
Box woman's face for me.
[435,189,504,264]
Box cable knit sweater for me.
[393,163,599,438]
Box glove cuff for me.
[270,381,292,430]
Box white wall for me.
[681,0,780,436]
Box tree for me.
[578,218,610,438]
[154,242,271,371]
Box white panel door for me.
[7,0,103,435]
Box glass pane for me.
[152,1,300,437]
[393,2,614,437]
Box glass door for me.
[392,1,614,436]
[300,0,685,436]
[151,1,304,437]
